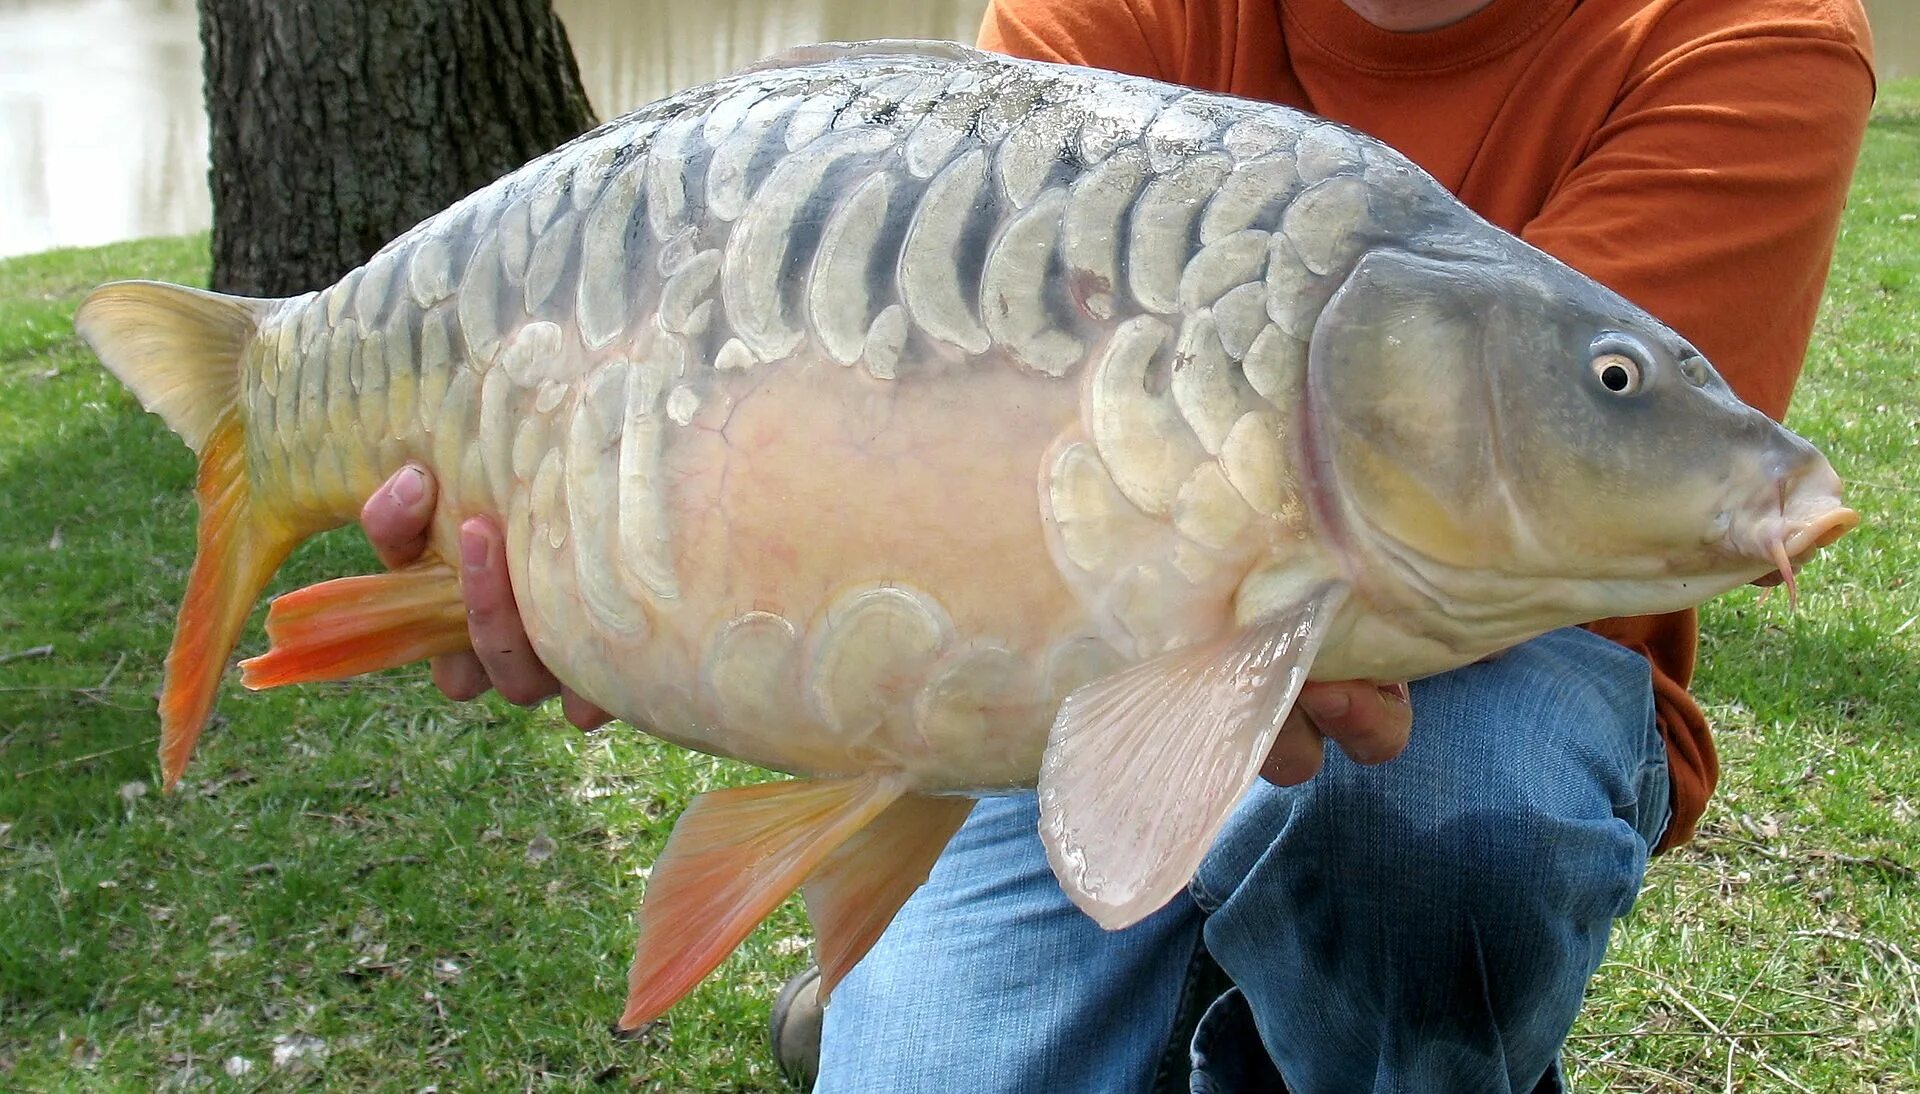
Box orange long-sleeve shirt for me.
[979,0,1876,851]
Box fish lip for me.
[1782,505,1860,557]
[1719,445,1859,570]
[1739,500,1860,563]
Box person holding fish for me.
[334,0,1867,1089]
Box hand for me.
[1261,680,1413,786]
[359,465,613,730]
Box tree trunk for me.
[198,0,597,297]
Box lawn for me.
[2,83,1916,1091]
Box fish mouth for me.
[1738,495,1860,608]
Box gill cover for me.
[1306,248,1511,570]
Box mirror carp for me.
[75,40,1858,1029]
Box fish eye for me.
[1592,353,1641,393]
[1589,335,1650,396]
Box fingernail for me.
[1300,689,1351,722]
[460,525,488,572]
[1381,682,1411,706]
[392,465,426,507]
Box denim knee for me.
[1198,762,1652,987]
[1196,629,1665,926]
[1185,628,1669,1092]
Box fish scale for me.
[145,33,1416,836]
[78,38,1858,1035]
[176,39,1409,850]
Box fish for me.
[73,39,1859,1030]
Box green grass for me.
[3,83,1918,1091]
[0,247,807,1085]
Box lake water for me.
[1,0,1914,259]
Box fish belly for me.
[509,349,1110,790]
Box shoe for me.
[769,964,823,1091]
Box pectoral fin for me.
[1038,583,1347,930]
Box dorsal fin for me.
[737,39,990,77]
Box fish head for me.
[1303,244,1858,634]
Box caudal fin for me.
[75,281,300,789]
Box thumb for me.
[360,464,437,569]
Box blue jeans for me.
[814,627,1672,1093]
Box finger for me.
[458,517,563,707]
[561,689,613,731]
[360,464,437,570]
[1259,709,1325,786]
[431,651,491,702]
[1299,680,1412,767]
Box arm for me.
[360,0,1419,770]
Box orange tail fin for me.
[803,794,974,1000]
[618,776,905,1031]
[239,562,467,689]
[156,417,300,787]
[75,280,302,790]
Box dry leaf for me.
[67,1037,100,1069]
[270,1033,327,1071]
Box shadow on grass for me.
[1867,111,1920,136]
[1699,605,1920,734]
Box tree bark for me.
[198,0,597,297]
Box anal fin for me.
[802,794,974,1000]
[1039,583,1347,931]
[237,561,468,689]
[618,775,904,1030]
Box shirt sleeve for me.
[1520,26,1875,421]
[975,0,1177,79]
